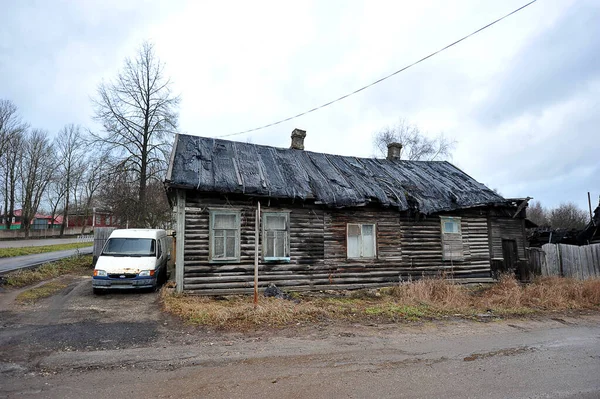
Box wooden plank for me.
[175,190,186,293]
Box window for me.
[262,212,290,261]
[347,223,376,259]
[440,216,463,261]
[102,238,156,257]
[209,210,240,262]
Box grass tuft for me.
[16,281,69,304]
[3,255,92,288]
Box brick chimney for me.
[290,128,306,150]
[387,142,402,160]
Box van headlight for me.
[94,270,107,277]
[138,270,155,277]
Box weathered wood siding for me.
[541,243,600,279]
[181,194,495,294]
[489,218,527,259]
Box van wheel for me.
[93,288,104,295]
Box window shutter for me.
[347,224,360,258]
[361,225,375,258]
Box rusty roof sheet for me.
[166,134,506,214]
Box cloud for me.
[474,2,600,126]
[1,0,598,212]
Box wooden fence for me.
[92,227,116,265]
[533,243,600,279]
[0,227,88,240]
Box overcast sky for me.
[1,0,598,211]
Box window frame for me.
[262,211,291,262]
[209,209,241,263]
[440,216,464,261]
[346,223,377,259]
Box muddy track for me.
[1,278,599,398]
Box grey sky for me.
[1,0,598,211]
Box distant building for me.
[66,208,122,230]
[0,210,62,230]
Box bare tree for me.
[92,41,179,227]
[0,100,28,228]
[45,177,66,230]
[527,201,548,227]
[1,131,25,230]
[548,202,588,230]
[97,167,139,228]
[373,119,455,160]
[79,155,108,234]
[55,124,86,236]
[144,179,172,229]
[0,100,26,157]
[19,129,56,237]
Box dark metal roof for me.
[166,134,506,214]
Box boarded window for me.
[440,216,463,261]
[347,223,376,259]
[210,210,240,262]
[263,212,290,261]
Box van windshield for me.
[102,238,156,257]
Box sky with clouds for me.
[1,0,598,211]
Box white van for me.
[92,229,170,294]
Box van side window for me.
[157,240,162,258]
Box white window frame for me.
[441,217,461,234]
[209,209,241,263]
[440,216,463,261]
[262,211,290,262]
[346,223,377,259]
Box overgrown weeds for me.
[3,255,92,288]
[0,242,92,258]
[160,275,600,329]
[480,275,600,311]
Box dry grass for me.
[388,277,471,311]
[160,275,600,329]
[479,275,600,311]
[0,242,92,258]
[161,292,326,329]
[16,281,69,305]
[3,255,92,288]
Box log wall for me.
[181,194,501,294]
[489,217,527,259]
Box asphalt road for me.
[0,247,92,274]
[0,277,599,398]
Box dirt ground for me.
[1,276,599,398]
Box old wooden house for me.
[165,130,530,294]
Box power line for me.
[218,0,537,138]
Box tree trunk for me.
[139,156,147,227]
[60,172,71,237]
[7,153,17,230]
[3,167,8,230]
[81,199,93,235]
